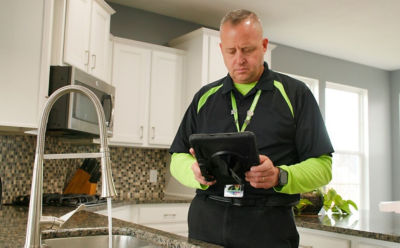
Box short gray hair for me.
[220,9,262,29]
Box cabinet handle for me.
[91,54,96,70]
[163,213,176,218]
[84,50,90,66]
[140,126,143,139]
[151,127,155,139]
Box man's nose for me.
[235,51,246,64]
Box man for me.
[169,9,334,248]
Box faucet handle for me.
[40,204,86,229]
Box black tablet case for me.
[189,131,260,184]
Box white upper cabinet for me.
[207,34,227,84]
[169,28,226,108]
[148,50,184,146]
[110,41,151,145]
[110,37,184,148]
[87,1,112,80]
[169,27,276,109]
[0,0,52,130]
[53,0,114,82]
[63,0,91,72]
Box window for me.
[278,72,369,209]
[325,82,368,209]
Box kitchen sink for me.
[43,235,161,248]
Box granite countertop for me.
[0,203,221,248]
[1,200,399,247]
[295,209,400,243]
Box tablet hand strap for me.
[210,151,246,184]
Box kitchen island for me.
[1,202,399,247]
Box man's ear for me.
[262,38,269,52]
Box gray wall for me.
[390,70,400,201]
[108,3,396,210]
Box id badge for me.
[224,184,244,198]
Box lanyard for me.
[230,89,262,132]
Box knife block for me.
[63,159,99,195]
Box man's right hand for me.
[189,148,216,186]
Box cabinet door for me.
[207,34,227,83]
[148,50,183,146]
[88,0,111,81]
[0,0,48,129]
[63,0,91,72]
[110,42,151,145]
[299,230,350,248]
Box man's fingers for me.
[189,148,196,157]
[191,161,216,186]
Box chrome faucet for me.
[24,85,117,248]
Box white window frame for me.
[283,72,319,102]
[325,82,369,210]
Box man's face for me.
[220,18,268,84]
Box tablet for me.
[189,131,260,184]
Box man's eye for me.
[243,47,254,54]
[227,49,236,54]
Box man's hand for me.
[245,155,279,189]
[189,148,216,186]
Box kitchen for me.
[1,0,400,247]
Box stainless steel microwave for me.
[47,66,115,137]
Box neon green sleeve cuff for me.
[170,153,209,190]
[274,154,332,194]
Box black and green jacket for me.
[170,63,334,204]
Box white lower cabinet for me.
[137,204,190,237]
[299,228,350,248]
[298,227,398,248]
[96,203,190,237]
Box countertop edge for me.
[296,220,400,243]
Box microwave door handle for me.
[110,94,115,130]
[101,94,113,127]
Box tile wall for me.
[0,134,169,204]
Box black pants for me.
[188,195,299,248]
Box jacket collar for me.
[221,62,275,95]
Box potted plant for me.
[294,188,358,216]
[322,188,358,215]
[294,189,324,215]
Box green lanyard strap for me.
[230,89,262,132]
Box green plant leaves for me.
[294,198,313,215]
[322,188,358,215]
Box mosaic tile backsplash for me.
[0,134,170,204]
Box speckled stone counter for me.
[295,209,400,243]
[1,202,399,248]
[0,204,221,248]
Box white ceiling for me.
[108,0,400,71]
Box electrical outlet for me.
[149,169,158,183]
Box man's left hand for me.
[245,155,279,189]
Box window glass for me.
[325,82,367,209]
[325,88,360,151]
